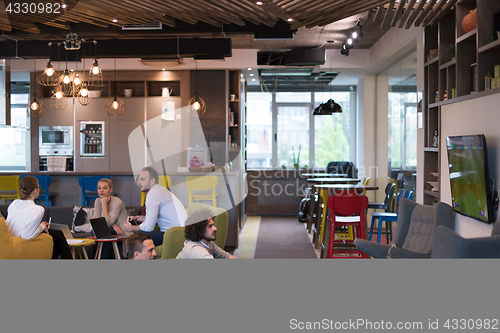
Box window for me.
[247,90,355,169]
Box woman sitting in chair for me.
[6,176,72,259]
[92,178,127,236]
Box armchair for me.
[431,222,500,258]
[354,199,454,258]
[0,218,53,259]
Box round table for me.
[68,238,95,259]
[87,236,126,260]
[301,173,348,178]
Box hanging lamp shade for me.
[37,61,58,86]
[78,82,92,106]
[320,99,342,113]
[106,95,125,116]
[188,92,207,116]
[89,59,103,87]
[312,104,323,115]
[26,92,45,117]
[50,84,68,110]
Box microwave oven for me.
[39,126,73,150]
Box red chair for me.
[326,194,369,258]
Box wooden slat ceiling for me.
[0,0,458,35]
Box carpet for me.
[254,216,318,258]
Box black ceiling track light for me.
[341,18,363,56]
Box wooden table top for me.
[307,177,361,184]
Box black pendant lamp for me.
[316,41,342,115]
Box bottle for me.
[228,159,233,171]
[432,130,439,147]
[435,91,439,103]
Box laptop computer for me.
[90,217,126,240]
[50,223,74,239]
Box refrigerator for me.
[80,121,105,157]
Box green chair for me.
[187,203,228,249]
[156,226,186,259]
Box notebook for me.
[90,217,126,240]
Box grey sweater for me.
[176,240,231,259]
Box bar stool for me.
[20,175,55,207]
[326,193,369,258]
[79,176,110,207]
[185,175,219,207]
[0,175,20,204]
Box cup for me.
[230,94,236,101]
[162,87,172,97]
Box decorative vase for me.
[190,155,202,167]
[462,9,477,33]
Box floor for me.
[231,216,389,259]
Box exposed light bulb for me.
[46,67,54,76]
[31,102,38,110]
[112,100,119,109]
[92,66,99,75]
[81,88,88,97]
[193,101,200,111]
[55,91,63,99]
[74,75,81,85]
[63,75,70,84]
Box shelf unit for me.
[422,0,500,205]
[37,71,181,98]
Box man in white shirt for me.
[124,167,188,246]
[176,208,236,259]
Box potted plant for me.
[292,145,301,169]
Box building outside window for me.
[247,90,354,169]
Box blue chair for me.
[79,176,110,207]
[368,190,414,244]
[19,175,55,207]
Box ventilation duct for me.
[139,57,184,67]
[122,22,163,30]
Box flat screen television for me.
[446,134,494,224]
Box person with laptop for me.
[5,176,73,259]
[176,208,236,259]
[92,178,128,258]
[126,233,156,259]
[124,167,188,246]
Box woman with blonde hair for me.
[92,178,128,258]
[6,176,72,259]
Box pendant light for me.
[319,41,342,114]
[36,42,57,86]
[78,46,92,106]
[59,49,74,96]
[26,59,45,117]
[89,40,102,87]
[106,59,125,116]
[50,43,68,110]
[188,61,207,116]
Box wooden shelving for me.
[422,0,500,205]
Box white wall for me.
[440,93,500,237]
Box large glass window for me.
[246,92,272,168]
[314,92,351,168]
[247,90,355,169]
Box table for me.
[306,178,361,233]
[87,236,126,260]
[301,173,348,178]
[312,184,379,255]
[68,238,95,259]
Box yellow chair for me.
[141,175,171,206]
[0,218,53,259]
[362,177,370,196]
[0,175,20,205]
[185,176,219,207]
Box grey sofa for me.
[354,199,454,258]
[431,222,500,258]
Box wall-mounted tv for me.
[446,135,494,224]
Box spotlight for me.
[340,48,350,56]
[347,38,353,45]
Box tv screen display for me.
[446,134,493,223]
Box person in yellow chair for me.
[176,208,236,259]
[6,176,72,259]
[126,233,156,260]
[124,167,187,246]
